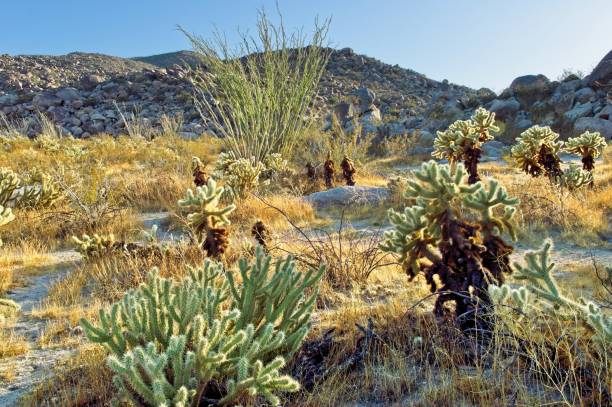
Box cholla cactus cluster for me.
[564,130,607,172]
[72,233,118,257]
[489,239,611,346]
[559,163,593,191]
[178,178,236,258]
[0,205,15,247]
[433,108,499,184]
[80,248,324,406]
[213,152,266,200]
[511,125,564,180]
[381,160,518,332]
[0,167,61,208]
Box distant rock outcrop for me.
[1,47,610,142]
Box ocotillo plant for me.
[323,152,335,189]
[511,125,564,182]
[80,248,325,406]
[184,11,330,162]
[191,156,209,187]
[178,178,236,258]
[432,107,499,184]
[489,239,611,347]
[340,155,356,186]
[381,161,518,333]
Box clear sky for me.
[1,1,610,91]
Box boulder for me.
[0,93,18,107]
[481,140,505,161]
[55,87,81,102]
[80,74,104,91]
[305,186,389,208]
[550,91,575,115]
[595,104,612,120]
[488,98,521,120]
[32,92,62,109]
[563,102,592,121]
[574,117,612,139]
[509,74,552,99]
[333,102,355,124]
[351,87,376,114]
[574,87,596,104]
[585,49,612,86]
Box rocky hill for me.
[0,47,611,142]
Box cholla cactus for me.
[251,220,269,253]
[19,171,61,208]
[559,163,593,191]
[511,125,564,180]
[323,151,335,189]
[433,108,499,184]
[213,153,265,201]
[381,161,518,333]
[0,205,14,247]
[192,156,209,187]
[564,130,607,173]
[490,239,611,345]
[0,168,61,208]
[72,233,118,257]
[80,248,324,406]
[340,155,356,186]
[262,153,289,181]
[178,178,236,258]
[0,168,20,206]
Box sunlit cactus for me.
[432,108,499,184]
[340,155,356,186]
[80,248,324,406]
[178,178,236,258]
[192,156,209,187]
[213,153,265,201]
[559,163,593,191]
[564,130,607,175]
[490,239,611,346]
[381,160,518,333]
[72,233,118,257]
[0,168,20,206]
[0,205,15,247]
[511,125,564,180]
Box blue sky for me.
[1,1,610,91]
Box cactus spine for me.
[80,248,324,406]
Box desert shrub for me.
[381,160,518,333]
[433,107,499,184]
[185,10,330,162]
[80,248,324,406]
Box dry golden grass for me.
[2,135,610,406]
[0,240,50,294]
[0,329,29,359]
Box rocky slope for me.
[0,48,611,142]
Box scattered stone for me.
[305,186,389,208]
